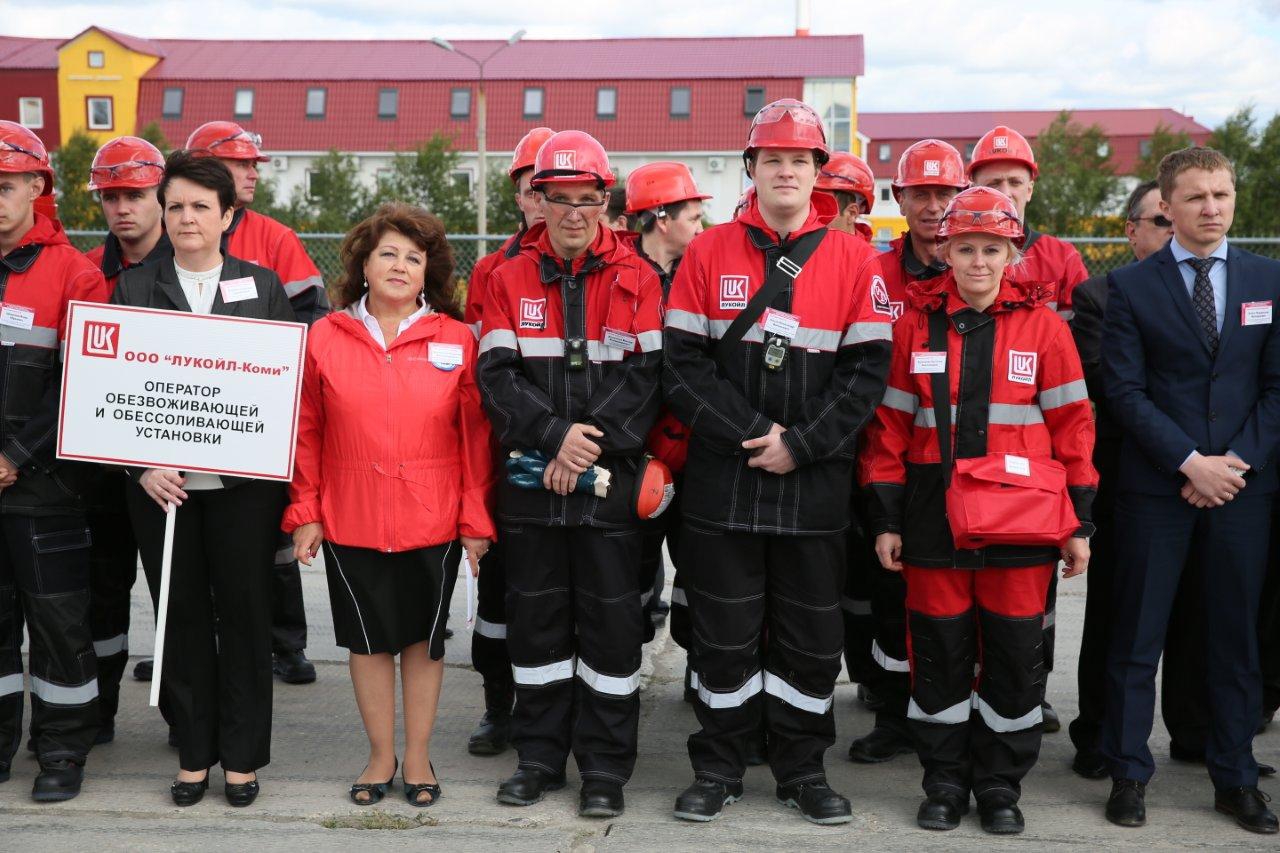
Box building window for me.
[1097,141,1110,158]
[964,142,977,159]
[744,86,765,116]
[162,87,183,119]
[18,97,43,129]
[450,88,470,119]
[234,89,254,119]
[803,79,852,152]
[880,186,891,202]
[379,88,399,120]
[304,169,320,199]
[670,86,691,119]
[451,169,473,193]
[306,88,327,119]
[87,51,105,69]
[1139,139,1152,157]
[596,87,617,119]
[86,96,114,131]
[878,143,891,162]
[522,88,544,119]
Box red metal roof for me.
[133,34,862,81]
[859,108,1210,140]
[74,26,166,58]
[0,37,60,69]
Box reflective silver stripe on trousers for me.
[840,595,871,616]
[842,321,893,345]
[30,675,99,705]
[974,694,1043,732]
[872,639,910,673]
[576,659,641,696]
[640,588,653,608]
[479,328,518,354]
[2,325,58,348]
[512,657,575,687]
[690,670,763,709]
[880,386,919,415]
[670,587,688,607]
[907,696,970,725]
[1038,379,1089,410]
[0,673,23,697]
[763,671,833,714]
[914,403,1044,428]
[665,308,709,336]
[283,275,325,298]
[474,617,507,639]
[93,634,128,657]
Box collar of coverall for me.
[736,189,836,246]
[520,218,625,276]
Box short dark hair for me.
[832,190,860,215]
[636,199,689,234]
[159,150,235,213]
[606,185,628,220]
[1157,147,1235,201]
[1124,179,1160,222]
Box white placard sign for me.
[57,301,307,480]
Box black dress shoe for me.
[1041,700,1061,734]
[1215,786,1278,834]
[1169,740,1205,763]
[0,763,10,783]
[32,760,84,802]
[133,657,153,681]
[776,780,853,825]
[94,722,115,745]
[171,776,208,806]
[848,725,913,764]
[917,792,969,830]
[579,779,624,817]
[673,777,743,822]
[977,796,1024,834]
[496,767,565,806]
[744,729,768,767]
[225,778,260,807]
[1105,779,1147,827]
[1071,748,1109,780]
[856,683,886,712]
[272,650,317,684]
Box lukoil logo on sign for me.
[553,150,576,170]
[82,321,120,358]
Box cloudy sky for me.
[10,0,1279,128]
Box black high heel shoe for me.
[171,774,209,807]
[350,757,398,806]
[224,774,260,807]
[404,761,441,808]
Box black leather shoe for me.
[225,778,260,807]
[133,657,153,681]
[673,778,742,822]
[848,725,913,764]
[856,683,886,712]
[917,792,969,830]
[1169,740,1205,763]
[579,779,624,817]
[1041,700,1060,733]
[1215,786,1278,834]
[171,776,208,806]
[94,722,115,746]
[32,760,83,802]
[496,767,565,806]
[977,796,1024,834]
[1105,779,1147,827]
[744,729,768,767]
[468,683,513,756]
[272,650,317,685]
[1071,748,1109,780]
[0,763,10,783]
[776,780,853,825]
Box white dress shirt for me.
[173,260,224,489]
[356,293,431,350]
[1169,234,1229,333]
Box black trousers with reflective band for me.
[0,512,98,766]
[503,523,644,784]
[271,530,307,654]
[87,475,139,726]
[470,538,512,690]
[844,529,912,733]
[683,525,844,787]
[129,480,284,773]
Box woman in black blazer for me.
[111,151,297,807]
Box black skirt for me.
[323,540,460,658]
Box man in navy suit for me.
[1101,146,1280,834]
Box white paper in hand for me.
[463,547,479,629]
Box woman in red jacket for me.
[284,203,495,807]
[860,187,1096,834]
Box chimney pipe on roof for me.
[796,0,811,36]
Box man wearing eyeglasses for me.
[476,130,663,819]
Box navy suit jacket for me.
[1102,242,1280,495]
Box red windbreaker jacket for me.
[1007,229,1089,321]
[223,208,329,326]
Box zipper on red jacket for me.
[384,348,395,550]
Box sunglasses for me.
[1131,214,1173,228]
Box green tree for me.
[1133,122,1193,181]
[136,121,172,156]
[375,133,476,232]
[1024,111,1122,235]
[485,165,523,237]
[1206,105,1280,236]
[50,130,105,230]
[296,149,370,233]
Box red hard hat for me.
[816,152,876,209]
[88,136,165,191]
[746,98,829,164]
[633,455,675,520]
[625,161,711,214]
[936,186,1025,246]
[892,139,968,191]
[0,121,54,196]
[510,127,555,182]
[185,120,269,162]
[968,125,1038,180]
[532,130,615,188]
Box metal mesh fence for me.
[66,231,1280,287]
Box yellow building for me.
[56,26,161,145]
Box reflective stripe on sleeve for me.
[880,386,918,415]
[636,329,663,352]
[283,275,325,297]
[665,308,709,336]
[478,328,518,354]
[842,321,893,346]
[2,325,58,348]
[1038,379,1089,410]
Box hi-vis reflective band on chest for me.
[1008,350,1038,385]
[719,275,749,309]
[428,342,464,371]
[1242,301,1273,326]
[911,352,946,374]
[519,297,547,329]
[870,275,904,321]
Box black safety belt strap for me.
[928,306,954,487]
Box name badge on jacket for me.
[428,342,464,371]
[219,277,258,303]
[1242,301,1273,326]
[911,352,946,374]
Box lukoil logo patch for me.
[553,150,575,170]
[923,159,941,176]
[994,135,1009,151]
[519,297,547,329]
[1008,349,1037,384]
[719,275,749,310]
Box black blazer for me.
[110,253,299,486]
[1101,242,1280,495]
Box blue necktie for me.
[1186,256,1219,355]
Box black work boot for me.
[917,791,969,830]
[272,650,317,684]
[977,794,1024,834]
[468,682,514,756]
[847,725,914,763]
[776,780,853,825]
[496,767,565,806]
[673,777,743,822]
[32,760,84,802]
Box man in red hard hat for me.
[815,152,876,242]
[0,121,110,801]
[477,130,663,818]
[463,126,554,758]
[664,98,889,825]
[185,120,325,687]
[968,124,1089,734]
[842,138,968,768]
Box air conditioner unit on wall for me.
[270,156,289,171]
[707,157,725,173]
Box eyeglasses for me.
[540,192,607,211]
[1131,214,1173,228]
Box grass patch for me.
[319,810,438,830]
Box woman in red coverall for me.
[285,203,495,807]
[860,187,1096,834]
